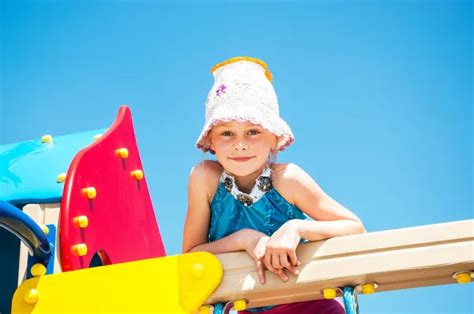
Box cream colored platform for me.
[206,219,474,309]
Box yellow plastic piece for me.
[115,148,129,159]
[56,173,67,183]
[130,169,144,181]
[455,272,472,284]
[24,289,39,304]
[31,264,47,277]
[198,305,212,314]
[72,244,88,256]
[361,283,376,294]
[41,135,52,143]
[73,216,89,228]
[81,187,97,199]
[12,252,223,313]
[323,288,337,299]
[234,299,247,311]
[40,224,49,235]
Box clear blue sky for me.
[1,0,472,313]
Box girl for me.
[183,57,366,313]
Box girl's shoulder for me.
[271,162,308,183]
[271,162,313,205]
[189,160,223,203]
[192,159,223,174]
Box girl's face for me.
[208,121,277,177]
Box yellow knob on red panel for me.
[72,244,88,256]
[73,216,89,228]
[115,148,129,159]
[323,288,336,299]
[41,135,53,143]
[81,187,97,199]
[30,263,47,277]
[130,170,144,180]
[234,299,247,311]
[57,173,67,183]
[24,289,39,304]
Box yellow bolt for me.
[191,263,205,278]
[81,187,97,199]
[233,299,247,311]
[24,289,39,304]
[73,216,89,228]
[361,283,376,294]
[40,224,49,235]
[41,135,53,143]
[455,272,472,284]
[115,148,129,159]
[72,244,88,256]
[57,173,67,183]
[31,263,47,277]
[198,305,212,314]
[130,169,144,181]
[323,288,337,299]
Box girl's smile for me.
[229,156,255,162]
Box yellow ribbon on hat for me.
[211,56,273,82]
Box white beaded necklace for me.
[220,166,273,206]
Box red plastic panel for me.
[60,106,166,271]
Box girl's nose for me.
[233,140,248,151]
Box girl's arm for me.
[275,163,366,237]
[182,161,218,253]
[187,228,268,256]
[182,161,265,255]
[264,163,366,272]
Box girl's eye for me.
[248,129,260,135]
[221,131,233,136]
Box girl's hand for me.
[241,229,270,284]
[263,220,302,281]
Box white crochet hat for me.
[196,57,294,153]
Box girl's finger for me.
[286,265,300,276]
[264,252,276,273]
[271,253,282,270]
[277,269,289,282]
[257,260,266,284]
[279,254,290,269]
[288,250,298,266]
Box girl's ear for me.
[207,137,215,151]
[273,135,279,150]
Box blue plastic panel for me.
[0,129,106,204]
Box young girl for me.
[183,57,366,313]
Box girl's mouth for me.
[229,156,254,162]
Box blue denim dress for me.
[208,167,308,242]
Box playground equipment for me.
[0,106,472,313]
[207,219,473,310]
